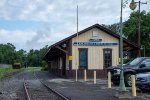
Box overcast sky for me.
[0,0,150,51]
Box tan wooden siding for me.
[72,28,119,70]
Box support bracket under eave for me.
[55,46,68,54]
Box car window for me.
[141,59,150,67]
[129,58,143,66]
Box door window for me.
[79,49,88,69]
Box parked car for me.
[107,57,150,86]
[136,72,150,91]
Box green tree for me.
[15,49,26,65]
[101,23,120,34]
[0,43,16,64]
[26,45,48,67]
[123,10,150,57]
[0,43,48,67]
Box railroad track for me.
[23,71,69,100]
[23,81,31,100]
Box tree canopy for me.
[0,43,48,67]
[123,10,150,57]
[102,10,150,57]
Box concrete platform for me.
[45,79,118,100]
[36,72,149,100]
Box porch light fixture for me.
[62,43,67,48]
[129,0,137,10]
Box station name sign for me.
[73,42,118,46]
[89,38,102,42]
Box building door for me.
[79,48,88,69]
[62,56,66,76]
[103,49,112,74]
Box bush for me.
[41,61,48,71]
[41,66,48,71]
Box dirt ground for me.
[0,69,31,100]
[0,68,61,100]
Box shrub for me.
[41,61,48,71]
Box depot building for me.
[44,24,139,78]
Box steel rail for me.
[33,71,69,100]
[23,79,31,100]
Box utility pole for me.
[129,0,147,57]
[75,5,79,81]
[119,0,126,91]
[138,1,141,57]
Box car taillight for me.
[146,84,150,89]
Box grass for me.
[0,68,20,79]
